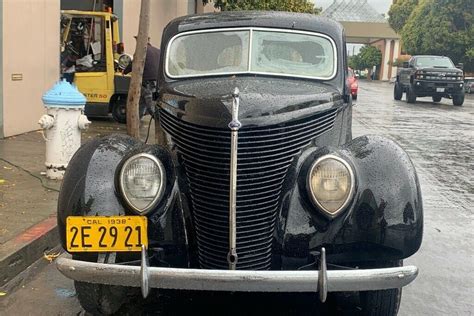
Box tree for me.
[401,0,474,71]
[202,0,321,14]
[358,45,382,69]
[388,0,419,33]
[126,0,150,138]
[348,54,363,71]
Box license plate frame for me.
[436,87,445,92]
[66,216,148,252]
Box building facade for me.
[0,0,215,138]
[322,0,401,80]
[0,0,60,138]
[119,0,215,53]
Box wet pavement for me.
[0,81,473,315]
[0,117,154,246]
[352,82,473,316]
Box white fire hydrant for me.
[39,80,90,180]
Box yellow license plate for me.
[66,216,147,252]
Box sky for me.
[314,0,392,14]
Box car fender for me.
[280,135,423,264]
[57,134,141,249]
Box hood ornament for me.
[229,88,242,130]
[227,87,241,270]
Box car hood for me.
[159,76,343,128]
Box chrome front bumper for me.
[57,248,418,302]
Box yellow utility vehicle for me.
[61,10,134,123]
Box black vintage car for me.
[57,12,423,315]
[394,55,465,106]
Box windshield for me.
[414,56,454,68]
[61,14,107,73]
[166,28,336,80]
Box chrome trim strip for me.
[307,154,355,219]
[247,28,253,72]
[227,88,242,270]
[165,27,338,81]
[57,257,418,292]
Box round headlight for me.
[119,153,166,213]
[307,155,354,218]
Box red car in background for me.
[347,68,359,100]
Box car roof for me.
[162,11,344,41]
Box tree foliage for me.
[348,46,382,71]
[202,0,321,14]
[400,0,474,71]
[388,0,419,33]
[358,46,382,69]
[348,55,363,71]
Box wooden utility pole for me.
[126,0,150,138]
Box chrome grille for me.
[160,108,337,270]
[420,71,463,81]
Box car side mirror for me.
[343,93,351,104]
[402,62,409,68]
[456,63,464,70]
[117,53,133,70]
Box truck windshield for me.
[415,56,454,68]
[166,28,336,80]
[60,15,107,73]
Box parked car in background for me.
[56,11,423,316]
[394,55,465,106]
[464,77,474,94]
[347,67,359,100]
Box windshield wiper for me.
[433,66,448,68]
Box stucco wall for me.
[371,39,386,80]
[122,0,216,53]
[2,0,60,137]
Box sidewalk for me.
[0,117,155,288]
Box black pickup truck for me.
[394,55,465,106]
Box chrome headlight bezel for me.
[307,154,355,218]
[119,153,166,214]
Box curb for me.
[0,216,59,288]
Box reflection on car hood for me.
[159,76,342,128]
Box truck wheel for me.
[406,86,416,103]
[393,82,403,100]
[75,281,127,315]
[111,95,127,124]
[432,96,442,103]
[111,95,146,124]
[452,93,464,106]
[359,260,403,316]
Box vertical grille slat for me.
[160,108,337,270]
